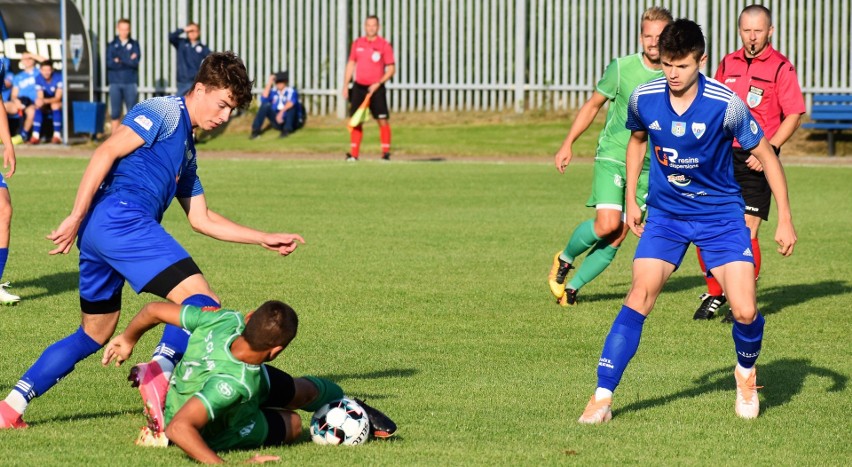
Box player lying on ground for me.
[578,19,796,424]
[102,300,397,463]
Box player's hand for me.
[626,202,644,237]
[245,454,280,463]
[554,146,573,174]
[46,215,83,255]
[101,334,135,367]
[368,82,381,94]
[745,154,764,172]
[260,233,306,256]
[342,86,349,100]
[774,221,797,256]
[3,145,16,179]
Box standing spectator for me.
[10,52,42,142]
[692,5,806,321]
[549,7,672,307]
[342,15,395,161]
[0,60,18,305]
[169,22,211,97]
[251,71,299,139]
[30,61,64,145]
[107,18,141,132]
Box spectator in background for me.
[251,71,299,139]
[30,61,64,145]
[169,22,211,97]
[107,18,141,132]
[1,58,14,114]
[342,15,396,161]
[10,52,43,142]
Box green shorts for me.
[585,159,649,211]
[202,408,269,451]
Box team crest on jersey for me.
[671,121,686,137]
[692,122,706,139]
[613,174,624,188]
[750,120,759,134]
[217,381,235,398]
[371,51,381,62]
[747,85,764,108]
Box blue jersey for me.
[12,68,38,101]
[265,86,298,111]
[35,72,63,98]
[98,96,204,221]
[626,74,764,219]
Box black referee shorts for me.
[733,147,773,221]
[349,83,390,120]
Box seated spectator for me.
[10,52,43,141]
[251,71,299,139]
[31,61,63,144]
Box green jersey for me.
[594,53,663,164]
[164,305,271,450]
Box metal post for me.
[336,0,348,119]
[514,0,526,113]
[60,0,68,145]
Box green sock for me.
[561,219,602,263]
[567,242,619,290]
[301,376,345,412]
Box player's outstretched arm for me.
[102,302,183,367]
[750,138,797,256]
[624,130,648,237]
[166,397,225,464]
[47,125,144,254]
[179,194,305,256]
[554,91,608,173]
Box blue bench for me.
[802,94,852,156]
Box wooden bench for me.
[802,94,852,156]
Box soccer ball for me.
[310,397,370,446]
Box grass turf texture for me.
[0,157,849,465]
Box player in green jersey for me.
[102,300,396,463]
[549,6,672,306]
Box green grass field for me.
[0,157,849,465]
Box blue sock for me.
[152,294,220,365]
[597,305,647,392]
[0,248,8,281]
[732,312,764,368]
[14,326,102,401]
[53,110,62,134]
[32,111,42,136]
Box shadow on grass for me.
[30,409,135,427]
[578,275,706,304]
[616,358,846,417]
[317,368,419,402]
[13,271,78,301]
[757,280,852,316]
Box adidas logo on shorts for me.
[743,248,753,257]
[649,120,662,131]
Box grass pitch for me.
[0,157,848,465]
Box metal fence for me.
[71,0,851,116]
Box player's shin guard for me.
[696,247,724,296]
[152,294,220,366]
[379,124,391,154]
[15,326,102,402]
[301,376,344,412]
[350,125,363,158]
[563,219,602,263]
[596,305,646,392]
[568,242,618,291]
[751,238,761,280]
[732,312,764,369]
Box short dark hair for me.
[243,300,299,351]
[117,18,131,27]
[659,19,705,61]
[193,51,254,110]
[739,5,772,27]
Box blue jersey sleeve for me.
[724,95,764,151]
[123,98,182,147]
[625,89,644,132]
[176,155,204,198]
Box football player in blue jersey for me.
[31,61,64,144]
[577,19,796,424]
[0,51,305,430]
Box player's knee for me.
[730,305,758,324]
[595,218,623,238]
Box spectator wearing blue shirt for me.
[169,23,211,97]
[30,61,64,144]
[250,71,298,139]
[106,18,141,132]
[10,52,42,141]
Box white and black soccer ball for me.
[310,397,370,446]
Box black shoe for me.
[345,153,358,162]
[249,131,260,140]
[382,152,391,161]
[693,293,727,320]
[720,311,735,323]
[279,130,290,138]
[564,288,578,306]
[353,397,396,439]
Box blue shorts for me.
[0,172,7,189]
[77,194,192,305]
[634,216,754,271]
